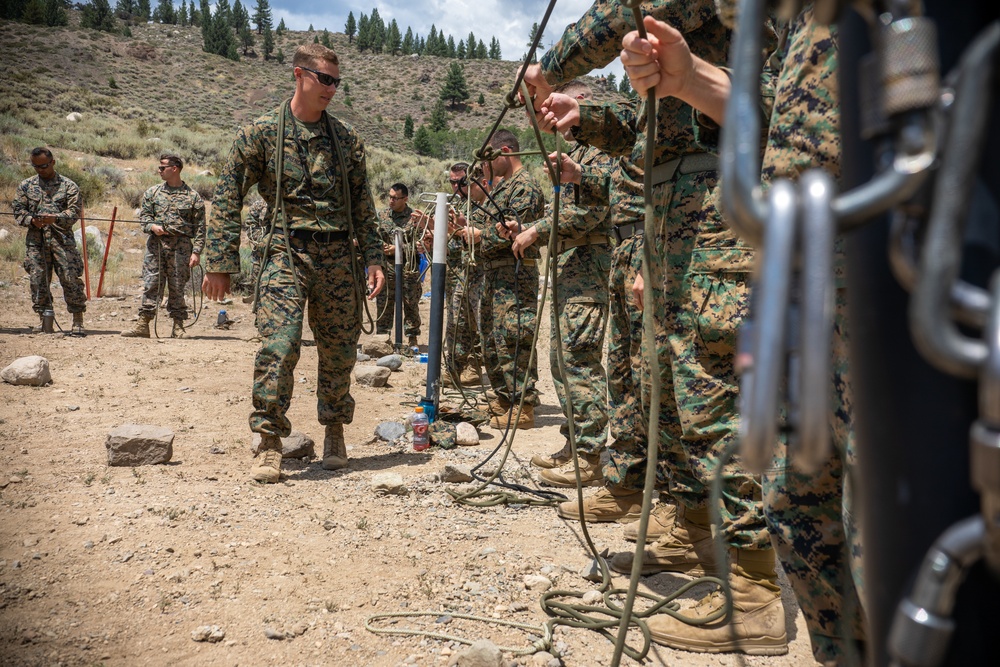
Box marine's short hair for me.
[389,183,408,197]
[31,147,53,160]
[489,129,519,153]
[293,43,339,69]
[449,161,468,175]
[554,78,592,100]
[160,154,183,170]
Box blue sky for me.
[265,0,625,79]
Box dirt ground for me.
[0,274,821,667]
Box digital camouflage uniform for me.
[205,104,383,437]
[541,0,770,550]
[375,204,422,338]
[13,173,87,315]
[532,142,612,454]
[444,198,483,377]
[138,182,206,320]
[476,168,545,407]
[730,2,865,660]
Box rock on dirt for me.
[452,639,504,667]
[371,472,407,495]
[2,355,51,386]
[105,424,173,466]
[251,431,315,458]
[355,366,391,387]
[191,625,225,642]
[455,422,479,446]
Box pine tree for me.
[199,0,210,45]
[44,0,68,25]
[137,0,149,21]
[413,125,433,155]
[403,115,414,139]
[401,27,413,55]
[190,5,200,26]
[178,0,187,25]
[456,39,465,60]
[618,75,636,99]
[488,36,501,60]
[251,0,269,34]
[344,10,355,43]
[261,20,274,59]
[320,28,331,48]
[446,35,456,58]
[368,7,384,53]
[82,0,117,31]
[153,0,174,23]
[308,23,312,30]
[356,12,369,51]
[526,22,540,63]
[476,39,486,59]
[466,31,476,58]
[606,73,617,91]
[114,0,135,21]
[275,46,284,63]
[231,0,245,31]
[477,92,485,105]
[439,62,469,108]
[385,19,400,55]
[276,17,285,34]
[21,0,46,24]
[426,25,437,55]
[239,22,255,54]
[429,99,448,131]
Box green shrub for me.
[56,163,105,206]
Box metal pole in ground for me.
[394,228,404,351]
[420,193,449,421]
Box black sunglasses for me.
[32,162,52,170]
[300,67,341,89]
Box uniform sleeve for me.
[532,146,614,242]
[12,181,32,227]
[540,0,714,85]
[347,131,384,269]
[54,179,81,232]
[139,187,156,235]
[190,192,206,255]
[205,124,267,273]
[575,100,639,157]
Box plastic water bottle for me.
[417,353,429,363]
[217,310,228,326]
[411,406,430,451]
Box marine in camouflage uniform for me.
[245,197,269,287]
[516,138,613,483]
[375,190,422,341]
[744,3,866,661]
[475,134,546,417]
[203,44,384,483]
[443,171,484,383]
[12,149,87,328]
[136,173,206,323]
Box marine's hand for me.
[202,272,231,301]
[496,219,519,241]
[150,224,166,236]
[517,63,552,109]
[383,243,395,255]
[188,252,200,268]
[537,93,581,135]
[31,215,54,228]
[548,152,583,185]
[367,265,386,298]
[632,271,644,312]
[621,16,694,100]
[511,226,538,260]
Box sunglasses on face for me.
[158,165,175,172]
[449,179,466,186]
[32,162,52,170]
[388,195,406,201]
[300,67,341,89]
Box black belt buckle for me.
[288,229,348,243]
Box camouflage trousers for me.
[550,244,610,454]
[139,234,192,320]
[602,233,656,489]
[251,236,360,437]
[24,225,87,314]
[445,266,483,375]
[641,176,768,550]
[762,288,865,661]
[376,266,422,338]
[478,262,540,406]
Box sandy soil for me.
[0,275,819,667]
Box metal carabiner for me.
[740,180,797,474]
[790,170,835,472]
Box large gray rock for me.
[251,431,315,458]
[106,425,173,466]
[441,464,473,483]
[453,639,504,667]
[73,225,105,259]
[374,421,406,442]
[66,112,82,122]
[455,422,480,446]
[2,356,52,386]
[355,366,391,387]
[362,340,394,357]
[376,354,403,371]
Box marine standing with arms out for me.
[375,182,421,348]
[202,43,385,483]
[13,147,88,336]
[122,154,206,339]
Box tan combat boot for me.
[250,435,283,483]
[30,313,45,334]
[441,370,457,388]
[646,548,787,655]
[322,424,349,470]
[407,335,419,348]
[610,505,718,576]
[121,312,153,338]
[530,442,571,469]
[623,501,678,543]
[459,366,481,386]
[70,312,86,337]
[489,402,534,430]
[539,452,604,487]
[171,318,186,338]
[556,485,643,522]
